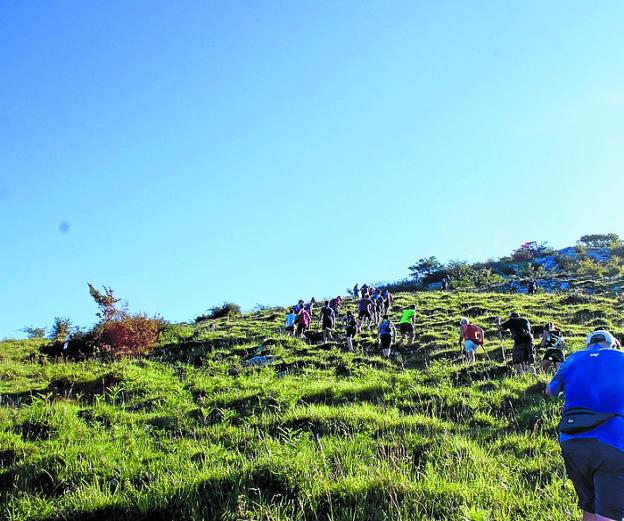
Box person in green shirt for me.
[397,304,416,346]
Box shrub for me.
[472,268,504,288]
[507,241,548,262]
[574,258,606,278]
[198,302,242,321]
[408,257,443,285]
[87,283,162,357]
[379,278,421,293]
[552,252,575,271]
[605,257,624,277]
[88,283,123,322]
[445,260,475,289]
[49,317,71,342]
[21,326,46,339]
[94,313,163,357]
[577,233,622,249]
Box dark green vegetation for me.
[2,291,623,520]
[398,234,624,293]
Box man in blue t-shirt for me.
[546,329,624,521]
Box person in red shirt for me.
[459,318,484,363]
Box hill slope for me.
[1,291,623,520]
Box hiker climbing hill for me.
[459,318,484,363]
[497,312,536,376]
[397,305,416,347]
[378,314,397,358]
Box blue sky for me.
[1,1,623,338]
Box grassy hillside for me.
[2,291,623,521]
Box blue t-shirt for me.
[548,345,624,452]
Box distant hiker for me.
[304,298,317,317]
[381,289,392,313]
[442,275,450,291]
[284,308,297,336]
[344,310,358,351]
[397,305,416,347]
[527,279,536,296]
[546,330,624,521]
[378,314,397,358]
[353,284,359,299]
[372,289,384,325]
[294,299,305,313]
[295,306,311,339]
[459,318,484,363]
[329,296,342,317]
[319,300,335,342]
[358,294,375,329]
[368,286,375,297]
[497,312,536,376]
[540,322,566,372]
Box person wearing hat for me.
[546,330,624,521]
[497,311,536,375]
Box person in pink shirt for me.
[295,307,311,339]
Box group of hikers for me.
[283,284,418,357]
[280,287,624,519]
[281,285,591,376]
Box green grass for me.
[2,291,622,520]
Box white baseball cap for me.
[585,330,617,347]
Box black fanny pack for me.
[559,407,621,434]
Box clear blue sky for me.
[2,1,623,338]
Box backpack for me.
[345,315,356,328]
[463,324,483,345]
[379,320,392,335]
[359,298,372,312]
[544,333,564,350]
[322,306,334,320]
[297,310,310,326]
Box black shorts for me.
[345,327,356,338]
[399,322,413,335]
[295,323,308,335]
[380,334,392,349]
[383,300,390,311]
[358,310,371,320]
[512,341,534,364]
[543,348,565,363]
[322,319,333,330]
[285,325,294,332]
[561,438,624,519]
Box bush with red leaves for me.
[94,314,163,357]
[88,283,163,357]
